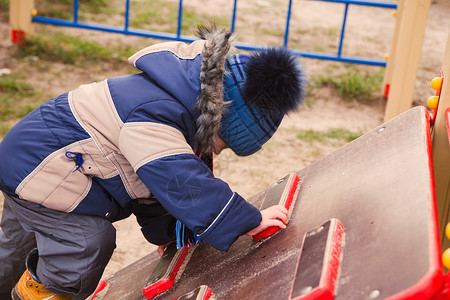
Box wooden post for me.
[382,0,405,100]
[432,33,450,251]
[383,0,431,122]
[9,0,35,44]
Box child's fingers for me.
[262,205,287,216]
[245,207,289,236]
[157,245,165,256]
[271,204,288,214]
[263,205,289,224]
[272,205,289,218]
[267,218,287,229]
[157,241,174,256]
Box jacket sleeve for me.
[131,199,177,246]
[119,122,261,251]
[136,154,262,251]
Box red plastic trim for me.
[445,109,450,148]
[432,273,450,300]
[385,107,444,299]
[11,29,26,45]
[284,174,301,216]
[143,245,190,299]
[320,220,345,297]
[89,280,107,300]
[384,83,391,99]
[177,285,215,300]
[253,173,301,242]
[202,286,215,300]
[289,219,345,300]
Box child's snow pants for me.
[0,193,116,300]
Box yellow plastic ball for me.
[446,223,450,240]
[392,11,396,17]
[427,96,439,109]
[431,77,443,91]
[443,248,450,269]
[31,9,38,16]
[383,53,389,60]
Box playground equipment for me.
[9,0,34,45]
[95,106,448,300]
[382,0,431,121]
[88,33,450,300]
[9,1,450,299]
[431,33,450,254]
[9,0,396,66]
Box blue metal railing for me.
[31,0,397,66]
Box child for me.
[0,26,305,300]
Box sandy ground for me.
[0,0,450,289]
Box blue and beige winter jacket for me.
[0,28,261,251]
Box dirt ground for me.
[1,0,450,286]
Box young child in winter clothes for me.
[0,26,305,300]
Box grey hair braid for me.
[194,26,233,153]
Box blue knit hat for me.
[219,48,305,156]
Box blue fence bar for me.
[230,0,238,33]
[177,0,183,38]
[235,42,387,66]
[73,0,78,23]
[337,3,349,57]
[312,0,397,8]
[31,0,397,67]
[283,0,293,47]
[124,0,130,31]
[31,16,197,42]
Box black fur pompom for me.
[243,47,305,114]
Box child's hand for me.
[246,205,289,237]
[157,241,174,256]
